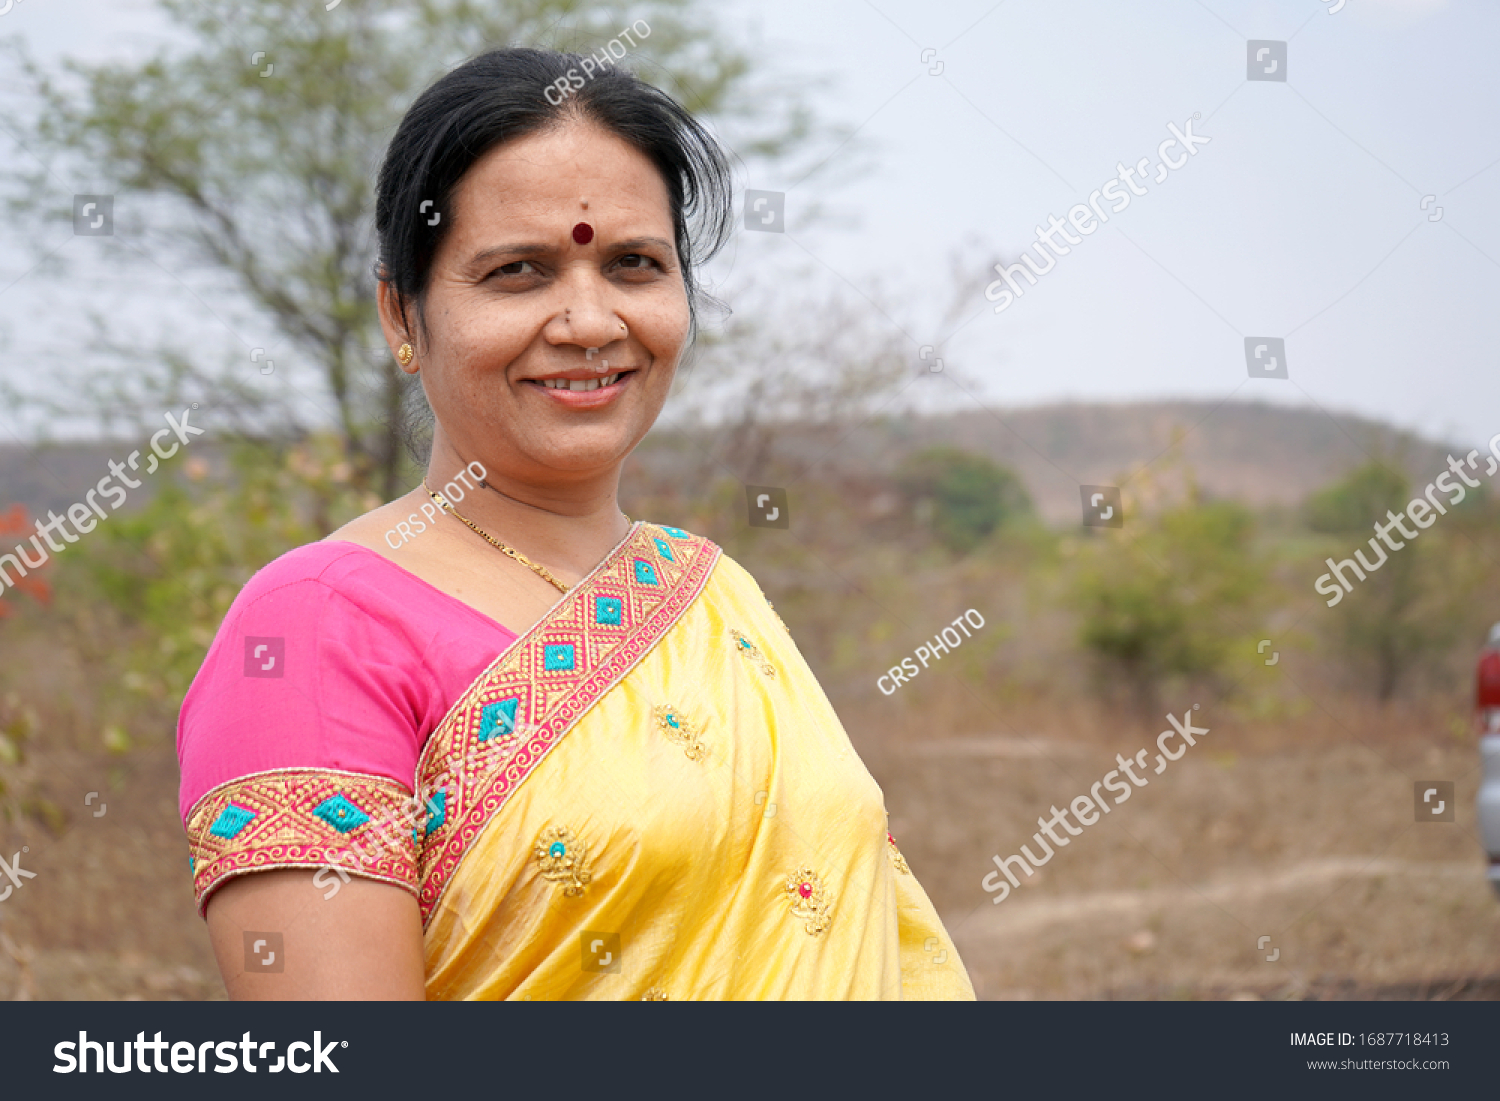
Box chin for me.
[533,430,643,473]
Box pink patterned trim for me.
[185,767,419,917]
[414,522,721,925]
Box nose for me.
[548,272,625,352]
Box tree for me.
[1304,460,1483,701]
[895,446,1032,554]
[1303,462,1409,535]
[1070,491,1262,715]
[1,0,829,501]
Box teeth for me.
[541,374,620,391]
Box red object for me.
[1478,648,1500,711]
[0,504,28,536]
[0,504,51,613]
[797,882,812,898]
[571,222,593,244]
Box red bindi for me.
[572,222,593,245]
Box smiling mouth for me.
[529,371,632,392]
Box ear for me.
[377,279,421,374]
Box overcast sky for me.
[2,0,1495,451]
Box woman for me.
[178,47,972,1000]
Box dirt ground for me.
[0,743,224,1000]
[877,699,1500,1000]
[0,697,1494,1000]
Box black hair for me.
[374,44,734,357]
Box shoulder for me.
[643,522,735,575]
[645,521,719,557]
[225,539,435,631]
[178,541,440,820]
[237,539,386,601]
[645,523,774,604]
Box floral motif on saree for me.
[653,703,706,761]
[728,628,777,678]
[533,825,592,896]
[784,866,833,935]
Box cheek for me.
[640,298,692,362]
[451,306,529,362]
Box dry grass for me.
[866,695,1500,1000]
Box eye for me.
[614,253,660,271]
[492,260,537,277]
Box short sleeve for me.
[178,544,450,916]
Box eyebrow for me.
[467,236,677,269]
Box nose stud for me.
[572,222,593,244]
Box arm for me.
[206,869,427,1000]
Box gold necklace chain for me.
[422,481,631,594]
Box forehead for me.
[443,120,674,245]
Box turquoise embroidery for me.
[595,596,623,625]
[479,697,521,742]
[414,790,447,843]
[208,804,256,840]
[549,840,567,858]
[660,525,689,538]
[653,537,675,562]
[312,794,371,834]
[633,559,659,585]
[729,628,777,678]
[653,703,706,760]
[544,643,577,671]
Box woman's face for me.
[384,118,690,491]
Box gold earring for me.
[397,343,415,367]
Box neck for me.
[423,439,632,576]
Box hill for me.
[0,399,1458,526]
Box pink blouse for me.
[176,541,518,825]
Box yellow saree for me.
[416,521,970,999]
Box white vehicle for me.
[1477,622,1500,898]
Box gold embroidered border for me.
[185,767,419,917]
[414,522,722,925]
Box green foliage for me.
[895,447,1032,554]
[1303,462,1409,533]
[57,437,379,724]
[0,691,60,831]
[1303,460,1489,700]
[1070,496,1263,710]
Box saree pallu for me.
[187,522,973,1000]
